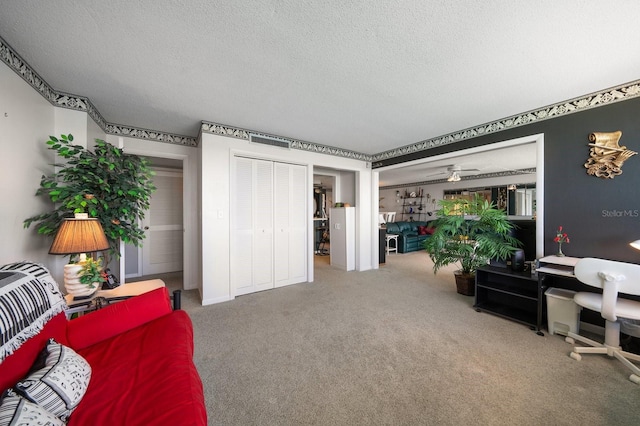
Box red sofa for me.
[0,262,207,425]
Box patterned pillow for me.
[0,389,64,426]
[15,339,91,421]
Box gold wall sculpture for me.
[584,131,637,179]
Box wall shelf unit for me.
[401,196,425,221]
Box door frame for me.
[375,133,545,258]
[120,149,194,290]
[312,169,339,268]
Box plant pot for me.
[63,264,99,298]
[454,270,476,296]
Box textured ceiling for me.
[1,1,640,156]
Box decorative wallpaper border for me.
[104,123,196,146]
[201,121,371,161]
[379,168,536,190]
[3,33,640,158]
[1,36,57,105]
[372,80,640,165]
[0,35,197,147]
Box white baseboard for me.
[202,295,234,306]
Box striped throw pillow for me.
[0,389,64,426]
[15,339,91,421]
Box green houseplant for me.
[61,257,106,298]
[24,134,156,266]
[78,257,106,290]
[423,194,521,295]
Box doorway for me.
[142,168,184,275]
[377,134,544,258]
[313,174,334,267]
[124,160,184,280]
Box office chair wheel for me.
[630,374,640,384]
[565,336,575,344]
[570,351,582,361]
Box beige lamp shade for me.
[49,217,110,255]
[630,240,640,251]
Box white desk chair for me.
[565,257,640,384]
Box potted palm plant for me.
[423,194,521,295]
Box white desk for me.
[536,256,580,277]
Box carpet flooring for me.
[153,252,640,425]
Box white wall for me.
[199,133,375,305]
[0,63,111,286]
[0,62,56,270]
[337,171,355,206]
[54,108,93,149]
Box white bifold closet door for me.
[232,157,307,296]
[274,162,307,287]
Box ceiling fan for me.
[424,165,481,182]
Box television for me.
[490,219,537,267]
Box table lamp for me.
[630,240,640,251]
[49,213,110,299]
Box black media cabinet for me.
[474,266,545,335]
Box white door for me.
[274,163,307,287]
[232,158,274,295]
[141,169,184,275]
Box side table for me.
[65,279,169,317]
[386,234,399,254]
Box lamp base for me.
[63,264,99,299]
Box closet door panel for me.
[253,160,274,291]
[274,163,291,284]
[287,164,308,284]
[232,158,255,295]
[274,163,307,287]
